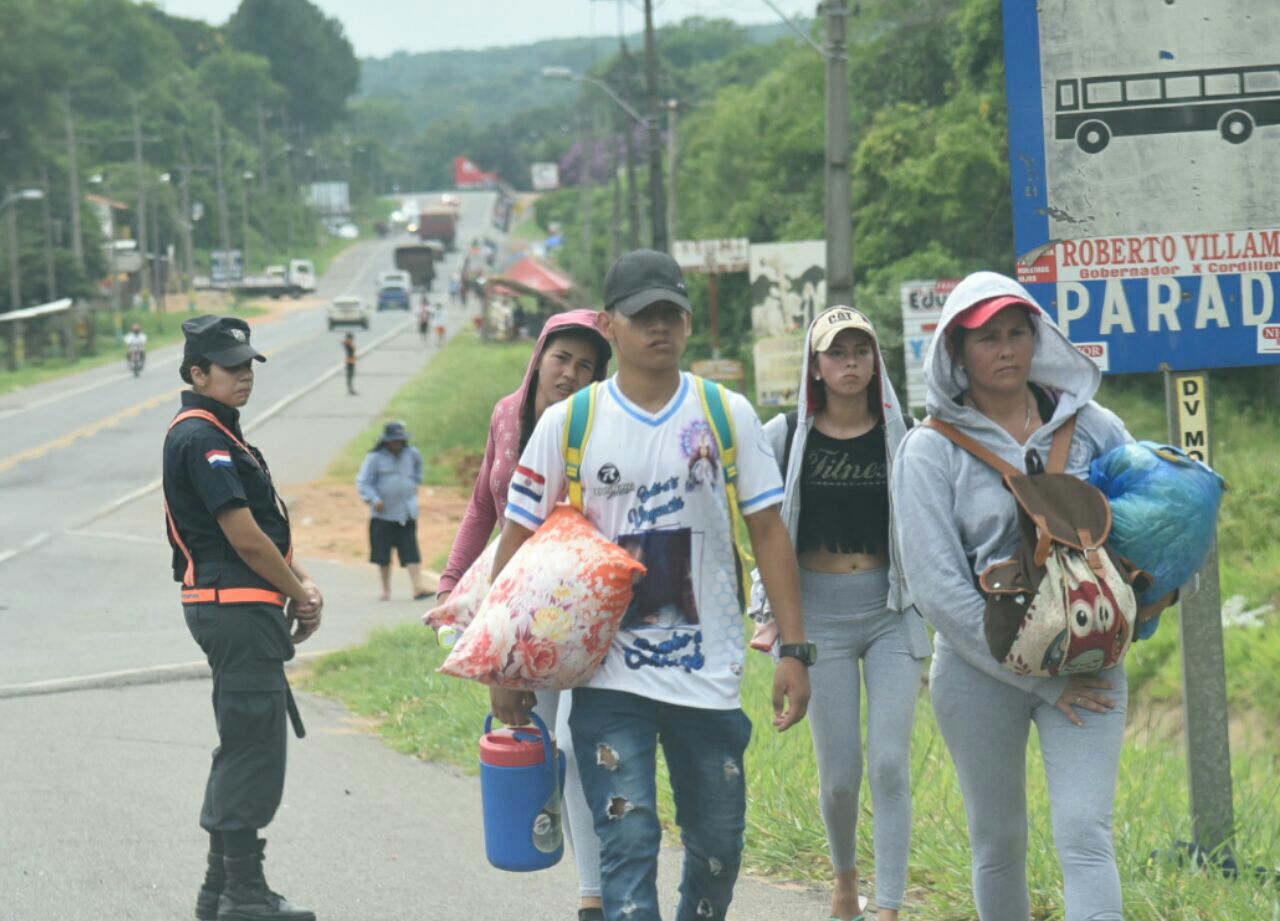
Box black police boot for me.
[196,850,226,920]
[217,840,315,921]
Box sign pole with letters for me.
[1164,370,1234,856]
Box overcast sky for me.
[149,0,802,57]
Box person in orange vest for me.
[162,315,322,921]
[342,331,357,395]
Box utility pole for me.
[240,171,253,273]
[178,132,196,286]
[610,154,623,264]
[581,111,594,272]
[212,107,232,265]
[824,1,853,308]
[40,163,56,301]
[6,187,20,312]
[131,95,151,301]
[64,91,84,271]
[666,100,679,243]
[642,0,668,252]
[256,105,269,192]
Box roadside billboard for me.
[900,279,960,412]
[673,238,750,274]
[753,335,805,407]
[749,241,826,338]
[1003,1,1280,373]
[530,162,560,191]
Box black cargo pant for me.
[185,601,298,832]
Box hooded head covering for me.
[924,271,1102,428]
[436,308,611,595]
[747,305,931,657]
[514,309,612,449]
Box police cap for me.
[182,315,266,367]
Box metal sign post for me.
[1164,370,1234,856]
[672,238,750,359]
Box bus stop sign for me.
[1002,1,1280,374]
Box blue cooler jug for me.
[479,711,566,871]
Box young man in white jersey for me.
[489,249,813,921]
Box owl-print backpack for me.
[924,414,1150,677]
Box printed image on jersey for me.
[679,420,720,491]
[616,528,698,629]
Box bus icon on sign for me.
[1055,63,1280,153]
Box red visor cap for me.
[951,295,1041,330]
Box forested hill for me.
[356,19,810,132]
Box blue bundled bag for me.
[1089,442,1225,638]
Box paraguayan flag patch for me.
[206,449,234,468]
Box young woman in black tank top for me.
[759,307,930,921]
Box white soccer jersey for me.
[507,373,784,709]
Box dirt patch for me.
[282,478,472,582]
[1126,697,1275,754]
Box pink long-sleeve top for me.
[436,309,610,594]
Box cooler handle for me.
[483,710,555,768]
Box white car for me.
[327,295,370,330]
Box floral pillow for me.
[422,540,498,635]
[439,505,646,690]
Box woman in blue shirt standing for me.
[356,421,429,600]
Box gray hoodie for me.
[748,306,932,658]
[890,271,1133,704]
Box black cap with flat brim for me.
[182,315,266,367]
[603,249,693,317]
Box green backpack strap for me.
[562,383,598,510]
[694,375,755,608]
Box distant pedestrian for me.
[342,332,357,395]
[433,302,447,346]
[357,421,430,601]
[418,297,431,342]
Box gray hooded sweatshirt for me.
[890,271,1133,704]
[749,306,932,659]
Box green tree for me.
[227,0,358,136]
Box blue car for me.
[377,283,411,311]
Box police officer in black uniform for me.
[163,316,322,921]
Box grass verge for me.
[303,623,1280,919]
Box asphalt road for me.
[0,191,831,920]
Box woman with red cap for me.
[890,272,1175,921]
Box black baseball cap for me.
[182,315,266,366]
[602,249,692,316]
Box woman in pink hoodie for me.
[437,307,610,921]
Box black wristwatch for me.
[778,643,817,666]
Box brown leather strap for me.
[922,418,1021,479]
[1047,414,1078,474]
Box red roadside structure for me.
[454,156,500,189]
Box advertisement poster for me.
[749,241,826,338]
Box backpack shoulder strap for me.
[562,383,598,511]
[693,376,754,608]
[695,376,738,488]
[922,417,1022,479]
[1046,414,1078,474]
[782,409,799,475]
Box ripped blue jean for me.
[569,688,752,921]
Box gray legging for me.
[801,567,925,911]
[534,689,601,899]
[930,643,1127,921]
